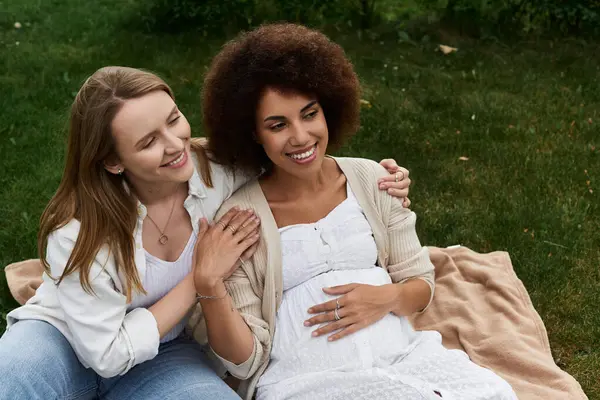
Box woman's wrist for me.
[195,277,226,297]
[367,284,403,315]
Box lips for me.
[161,152,184,167]
[286,144,317,160]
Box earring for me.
[117,168,123,175]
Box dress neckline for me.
[278,182,353,233]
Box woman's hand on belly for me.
[304,283,399,341]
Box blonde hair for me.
[38,66,212,301]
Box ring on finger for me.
[336,298,341,310]
[217,221,227,230]
[334,308,341,321]
[398,170,405,181]
[227,225,237,234]
[395,173,399,183]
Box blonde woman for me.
[0,66,410,399]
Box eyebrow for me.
[263,100,318,122]
[135,105,179,147]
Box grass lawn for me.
[1,0,598,396]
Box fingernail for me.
[312,331,318,337]
[328,337,334,342]
[379,184,386,189]
[307,308,313,313]
[304,321,310,326]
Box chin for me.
[176,164,195,182]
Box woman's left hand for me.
[378,159,411,208]
[304,283,396,341]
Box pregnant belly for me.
[259,267,420,388]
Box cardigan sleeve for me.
[368,161,436,311]
[386,206,435,311]
[210,261,271,380]
[208,195,272,380]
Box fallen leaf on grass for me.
[439,45,458,55]
[458,156,469,161]
[359,99,372,109]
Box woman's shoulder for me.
[334,156,388,192]
[45,218,115,277]
[49,218,82,245]
[216,178,262,216]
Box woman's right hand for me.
[192,208,260,294]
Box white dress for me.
[255,184,517,400]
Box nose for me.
[289,122,311,147]
[163,129,185,154]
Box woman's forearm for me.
[148,274,198,338]
[198,280,255,365]
[387,279,431,316]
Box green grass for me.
[1,0,598,397]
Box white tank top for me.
[128,232,197,343]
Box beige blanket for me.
[4,247,587,399]
[408,246,587,400]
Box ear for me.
[104,158,124,175]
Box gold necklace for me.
[144,192,178,245]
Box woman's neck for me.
[262,158,337,201]
[127,178,186,207]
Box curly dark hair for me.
[203,23,361,175]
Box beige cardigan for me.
[188,157,435,399]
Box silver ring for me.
[334,308,341,321]
[227,225,237,234]
[336,299,340,310]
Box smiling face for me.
[107,90,194,187]
[255,88,329,178]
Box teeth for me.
[289,145,316,160]
[166,153,184,166]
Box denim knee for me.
[0,320,97,400]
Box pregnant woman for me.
[191,23,518,400]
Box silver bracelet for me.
[196,290,228,301]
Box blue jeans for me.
[0,320,241,400]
